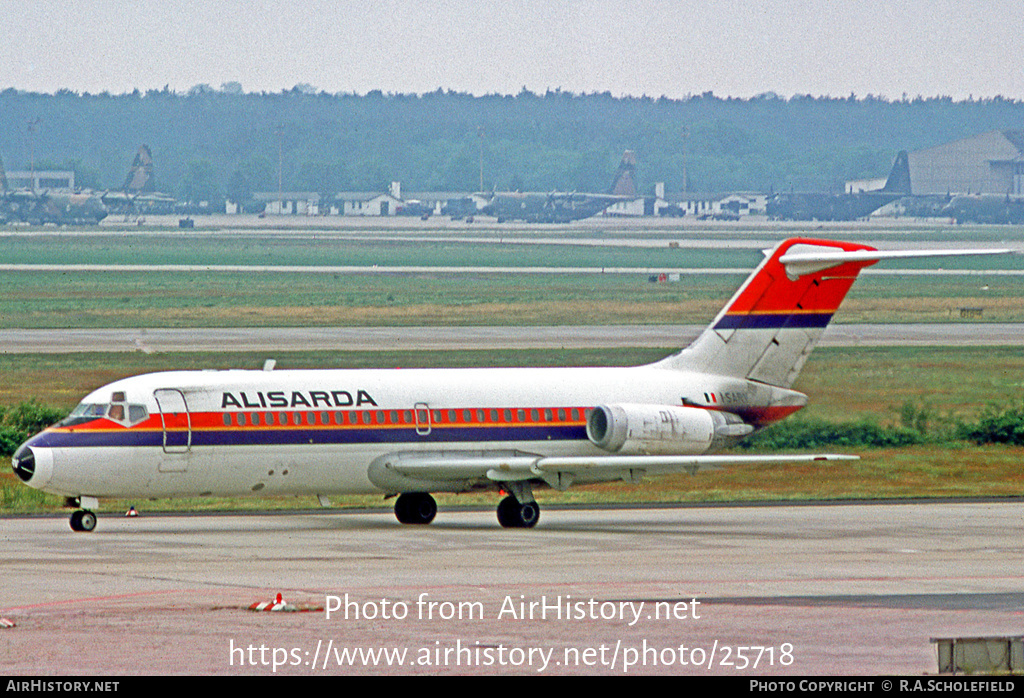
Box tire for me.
[496,496,540,529]
[70,510,97,532]
[394,493,437,525]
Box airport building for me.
[907,130,1024,196]
[6,170,75,190]
[847,130,1024,198]
[253,192,322,215]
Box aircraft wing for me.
[377,451,858,490]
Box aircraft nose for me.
[11,444,35,482]
[11,441,53,489]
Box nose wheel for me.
[69,509,97,532]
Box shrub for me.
[0,401,66,457]
[740,417,924,450]
[960,402,1024,446]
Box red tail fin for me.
[659,238,878,387]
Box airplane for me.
[941,193,1024,225]
[99,145,178,217]
[480,150,637,223]
[10,237,1009,532]
[0,146,178,226]
[766,151,913,222]
[0,153,108,226]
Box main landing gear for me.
[394,492,437,525]
[496,495,540,528]
[497,481,539,528]
[392,483,541,528]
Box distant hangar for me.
[909,130,1024,196]
[849,130,1024,197]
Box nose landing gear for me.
[70,509,97,532]
[67,496,99,532]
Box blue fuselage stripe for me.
[33,424,589,449]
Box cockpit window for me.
[128,404,148,424]
[58,401,149,427]
[58,403,108,426]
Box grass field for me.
[0,346,1021,417]
[4,270,1024,328]
[2,239,1024,327]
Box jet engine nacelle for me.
[586,404,753,455]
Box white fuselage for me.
[18,363,803,500]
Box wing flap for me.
[383,451,859,483]
[535,453,858,476]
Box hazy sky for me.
[2,0,1022,99]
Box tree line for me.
[2,87,1022,205]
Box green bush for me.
[0,401,66,458]
[740,417,925,450]
[960,402,1024,446]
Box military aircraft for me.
[481,190,627,223]
[941,194,1024,224]
[11,238,1008,532]
[99,145,177,216]
[480,150,638,223]
[0,145,180,225]
[767,151,912,221]
[0,153,108,225]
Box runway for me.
[2,501,1022,675]
[3,323,1024,353]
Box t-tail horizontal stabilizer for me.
[661,238,1014,389]
[778,245,1012,279]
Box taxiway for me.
[2,501,1022,675]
